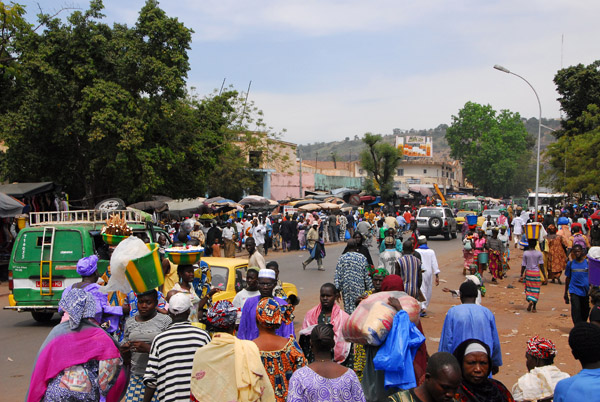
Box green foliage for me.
[554,60,600,137]
[545,104,600,196]
[0,1,285,205]
[359,133,401,201]
[445,102,534,197]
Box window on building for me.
[397,168,404,176]
[451,172,455,179]
[249,151,262,169]
[359,168,364,174]
[423,169,427,174]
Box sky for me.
[15,0,600,145]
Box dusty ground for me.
[419,245,580,388]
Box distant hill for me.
[298,118,561,162]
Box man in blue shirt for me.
[564,244,590,324]
[554,322,600,401]
[438,281,502,374]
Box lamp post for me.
[493,64,542,216]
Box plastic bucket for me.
[102,233,128,246]
[466,215,478,225]
[589,256,600,287]
[16,216,27,230]
[125,243,164,293]
[525,224,541,240]
[477,252,489,264]
[165,248,204,265]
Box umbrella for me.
[323,196,345,205]
[239,195,270,207]
[0,193,25,217]
[408,185,433,197]
[319,202,341,211]
[166,198,207,217]
[293,199,324,207]
[298,203,321,211]
[0,182,58,198]
[128,200,169,212]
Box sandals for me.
[527,302,533,312]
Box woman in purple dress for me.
[287,324,365,402]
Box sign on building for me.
[395,136,433,158]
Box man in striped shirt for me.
[394,239,423,299]
[143,292,211,402]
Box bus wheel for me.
[31,311,54,322]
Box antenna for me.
[218,78,226,95]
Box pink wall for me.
[271,173,315,200]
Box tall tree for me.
[553,60,600,137]
[0,1,286,205]
[445,102,534,197]
[545,104,600,196]
[359,133,401,201]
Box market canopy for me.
[128,200,169,212]
[408,185,433,197]
[0,182,58,198]
[298,203,321,211]
[319,202,341,211]
[0,193,25,217]
[166,198,207,217]
[239,195,271,207]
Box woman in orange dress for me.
[545,225,567,283]
[253,297,307,402]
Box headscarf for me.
[453,339,508,402]
[58,288,97,329]
[547,224,557,234]
[206,300,237,330]
[526,336,556,360]
[380,274,405,292]
[256,297,294,329]
[76,255,98,277]
[367,266,389,278]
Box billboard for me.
[395,136,433,157]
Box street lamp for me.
[493,64,542,216]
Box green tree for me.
[545,104,600,196]
[445,102,534,197]
[359,133,401,201]
[554,60,600,136]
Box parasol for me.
[298,203,321,211]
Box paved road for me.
[0,234,461,399]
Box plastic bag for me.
[101,236,150,294]
[345,229,351,240]
[342,291,420,346]
[373,310,425,390]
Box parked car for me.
[478,209,503,226]
[5,210,170,322]
[416,207,457,240]
[204,257,298,303]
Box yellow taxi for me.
[455,210,477,226]
[203,257,298,303]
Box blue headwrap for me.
[59,288,97,329]
[76,255,99,276]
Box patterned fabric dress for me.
[259,336,307,402]
[546,234,567,279]
[487,237,503,280]
[522,249,544,303]
[334,252,373,315]
[352,290,374,381]
[287,366,366,402]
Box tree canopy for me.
[0,0,284,205]
[544,61,600,197]
[359,133,401,201]
[445,102,534,197]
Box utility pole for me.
[298,148,303,198]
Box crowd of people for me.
[25,201,600,402]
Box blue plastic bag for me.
[373,310,425,390]
[345,229,351,240]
